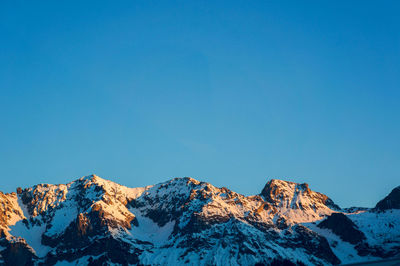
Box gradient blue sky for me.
[1,1,399,207]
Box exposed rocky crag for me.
[260,179,340,224]
[0,175,398,265]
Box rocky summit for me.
[0,175,399,266]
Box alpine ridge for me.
[0,175,399,266]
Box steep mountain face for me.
[374,186,400,211]
[260,179,340,224]
[0,175,398,266]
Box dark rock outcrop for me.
[0,238,37,266]
[375,186,400,211]
[317,213,366,245]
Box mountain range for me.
[0,175,399,265]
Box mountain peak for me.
[77,174,109,185]
[260,178,340,222]
[79,174,99,180]
[374,185,400,211]
[263,179,312,194]
[167,176,201,185]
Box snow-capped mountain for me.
[0,175,399,265]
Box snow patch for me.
[9,221,51,257]
[128,212,175,245]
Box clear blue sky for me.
[1,1,399,207]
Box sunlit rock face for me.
[260,179,340,224]
[0,175,399,265]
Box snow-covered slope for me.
[0,175,398,266]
